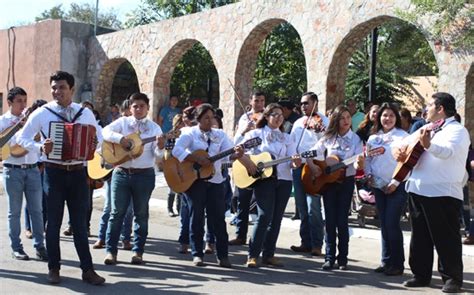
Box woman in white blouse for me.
[172,104,243,267]
[309,105,364,270]
[240,103,301,268]
[365,102,408,276]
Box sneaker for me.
[92,240,105,249]
[246,257,258,268]
[131,252,143,265]
[204,243,215,254]
[290,245,311,253]
[36,247,49,261]
[321,261,334,270]
[228,238,246,246]
[12,249,29,260]
[338,264,348,270]
[82,269,105,285]
[463,235,474,245]
[25,230,33,239]
[262,256,284,267]
[47,268,61,284]
[217,257,232,268]
[63,226,73,236]
[122,240,132,251]
[193,256,205,266]
[104,253,117,265]
[178,244,189,254]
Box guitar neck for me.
[0,124,22,148]
[208,147,236,163]
[141,136,157,145]
[326,152,363,174]
[262,155,293,168]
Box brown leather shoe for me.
[47,269,61,284]
[463,235,474,245]
[92,240,105,249]
[104,253,117,265]
[82,269,105,285]
[178,244,189,254]
[290,245,311,253]
[228,238,246,246]
[63,226,73,236]
[311,247,323,256]
[122,240,132,251]
[131,252,143,265]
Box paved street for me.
[0,172,473,294]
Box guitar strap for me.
[44,106,85,137]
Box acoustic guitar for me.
[392,119,444,182]
[232,150,318,189]
[302,147,385,195]
[87,152,114,180]
[102,130,180,165]
[164,137,262,193]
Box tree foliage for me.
[35,3,122,29]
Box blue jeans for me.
[106,168,155,255]
[322,177,354,266]
[97,179,133,242]
[43,166,92,271]
[373,184,407,269]
[292,166,324,248]
[24,168,47,231]
[249,178,292,259]
[233,187,253,240]
[184,180,228,259]
[178,193,215,245]
[4,166,44,251]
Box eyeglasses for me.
[269,113,283,118]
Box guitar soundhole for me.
[193,162,201,171]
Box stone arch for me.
[153,39,219,120]
[234,18,307,119]
[325,15,438,110]
[466,64,473,139]
[95,57,139,114]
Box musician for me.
[289,92,329,256]
[17,71,105,285]
[392,93,470,293]
[310,105,364,270]
[229,91,265,246]
[0,87,47,262]
[356,104,380,143]
[364,103,408,276]
[102,92,164,265]
[172,103,244,267]
[240,103,301,267]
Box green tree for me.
[36,3,122,29]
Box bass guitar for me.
[232,150,317,188]
[392,119,444,182]
[164,137,262,193]
[302,147,385,195]
[102,130,180,165]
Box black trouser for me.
[408,193,463,286]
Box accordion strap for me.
[44,106,85,123]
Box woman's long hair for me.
[372,102,402,133]
[324,104,350,139]
[256,103,284,132]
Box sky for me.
[0,0,141,29]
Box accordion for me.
[47,122,96,161]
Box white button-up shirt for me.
[244,126,296,181]
[290,112,329,162]
[0,110,41,165]
[365,128,408,187]
[313,130,363,177]
[172,125,233,184]
[17,101,102,165]
[234,111,258,144]
[102,116,163,169]
[403,117,470,200]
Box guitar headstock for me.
[242,137,262,149]
[165,130,181,140]
[300,150,317,158]
[366,146,385,157]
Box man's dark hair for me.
[252,90,265,98]
[120,99,130,112]
[50,71,75,89]
[7,87,27,102]
[32,99,48,109]
[432,92,457,117]
[302,91,318,102]
[129,93,149,105]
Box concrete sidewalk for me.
[0,172,473,294]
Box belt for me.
[44,162,84,171]
[117,167,153,174]
[4,163,38,169]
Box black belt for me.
[4,163,38,169]
[117,167,153,174]
[44,162,84,171]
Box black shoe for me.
[384,266,403,276]
[338,264,348,270]
[12,249,29,260]
[63,226,73,236]
[322,261,334,270]
[442,282,461,293]
[374,265,386,273]
[48,268,61,284]
[290,214,300,220]
[36,247,49,261]
[290,245,311,253]
[403,278,430,288]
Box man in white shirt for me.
[0,87,47,262]
[102,92,165,266]
[18,71,105,285]
[289,92,329,256]
[393,92,470,293]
